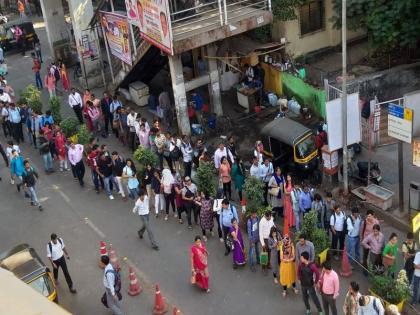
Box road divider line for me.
[58,190,70,203]
[84,217,106,239]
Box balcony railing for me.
[169,0,272,36]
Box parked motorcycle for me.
[341,160,382,185]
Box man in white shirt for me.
[346,207,362,263]
[249,157,261,178]
[357,295,384,315]
[0,89,11,104]
[259,210,275,267]
[126,109,137,152]
[101,255,123,315]
[330,204,346,261]
[213,142,234,169]
[411,251,420,304]
[68,143,85,187]
[133,190,159,250]
[46,233,77,293]
[259,158,274,206]
[181,135,193,177]
[68,88,83,123]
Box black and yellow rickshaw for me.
[0,243,58,302]
[261,118,319,176]
[0,18,36,52]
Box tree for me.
[20,84,42,114]
[49,96,62,123]
[331,0,420,51]
[195,162,216,196]
[272,0,309,21]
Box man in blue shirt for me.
[247,209,260,271]
[10,149,25,193]
[8,103,23,144]
[219,199,238,256]
[40,110,54,127]
[299,185,312,214]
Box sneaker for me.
[174,213,178,218]
[69,288,77,294]
[293,288,299,294]
[274,278,278,284]
[152,245,159,251]
[30,201,35,206]
[188,225,192,230]
[17,184,21,192]
[219,238,224,243]
[137,230,143,239]
[109,195,114,200]
[282,290,286,297]
[38,205,43,211]
[202,236,207,242]
[178,219,183,224]
[164,215,168,221]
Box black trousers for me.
[321,293,337,315]
[185,201,198,226]
[164,192,176,215]
[129,131,136,151]
[72,105,84,123]
[72,160,85,186]
[184,161,192,177]
[53,256,73,289]
[2,121,11,137]
[103,114,111,134]
[331,230,345,256]
[214,213,223,238]
[223,181,232,199]
[301,286,322,312]
[11,122,23,143]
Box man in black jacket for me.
[101,92,112,136]
[111,151,126,200]
[22,160,43,211]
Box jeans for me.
[294,209,301,231]
[138,214,157,247]
[301,286,322,312]
[28,186,39,206]
[36,50,43,62]
[91,170,99,191]
[347,236,360,262]
[248,241,260,267]
[105,288,123,315]
[128,187,139,199]
[42,152,53,171]
[103,175,113,196]
[321,293,337,315]
[35,72,43,89]
[412,275,420,304]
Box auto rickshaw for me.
[0,244,58,302]
[261,118,319,177]
[0,18,35,52]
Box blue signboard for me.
[388,103,404,119]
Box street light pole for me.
[342,0,349,194]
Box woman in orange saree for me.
[59,61,70,92]
[190,236,210,292]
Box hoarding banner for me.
[100,11,132,65]
[125,0,141,27]
[138,0,173,55]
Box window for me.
[299,0,324,35]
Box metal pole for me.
[342,0,349,194]
[398,141,404,211]
[94,25,106,88]
[101,26,115,84]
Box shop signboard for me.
[100,11,132,65]
[388,103,412,143]
[413,211,420,233]
[137,0,173,55]
[414,138,420,168]
[125,0,141,27]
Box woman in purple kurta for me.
[230,218,246,268]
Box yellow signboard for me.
[412,211,420,233]
[404,108,413,121]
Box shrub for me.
[134,146,158,171]
[195,162,216,197]
[49,96,62,123]
[21,84,42,114]
[300,210,329,256]
[76,124,91,145]
[60,117,80,137]
[243,176,264,212]
[370,269,410,304]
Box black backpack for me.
[53,66,60,81]
[403,241,416,272]
[48,238,63,254]
[106,268,122,293]
[331,211,348,233]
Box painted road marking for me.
[84,217,106,239]
[39,197,49,202]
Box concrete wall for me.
[272,0,365,56]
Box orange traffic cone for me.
[99,241,107,268]
[153,283,167,315]
[172,305,181,315]
[127,266,142,296]
[283,216,289,237]
[108,244,120,271]
[340,247,352,277]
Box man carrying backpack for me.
[101,255,123,315]
[358,295,384,315]
[46,233,77,293]
[330,204,346,261]
[346,207,362,265]
[247,209,260,272]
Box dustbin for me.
[410,181,420,211]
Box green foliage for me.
[331,0,420,51]
[76,124,91,146]
[253,25,272,42]
[243,176,264,212]
[49,96,62,123]
[300,210,329,255]
[20,84,42,114]
[246,205,271,220]
[60,117,80,137]
[272,0,309,21]
[370,270,410,304]
[133,146,158,171]
[195,162,216,197]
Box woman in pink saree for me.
[190,236,210,293]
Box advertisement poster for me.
[414,138,420,167]
[100,11,132,65]
[125,0,140,27]
[138,0,173,55]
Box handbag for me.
[213,198,223,212]
[269,187,280,196]
[226,234,234,251]
[101,292,108,308]
[260,251,268,266]
[382,255,394,268]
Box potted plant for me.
[60,117,80,138]
[195,162,216,196]
[242,176,265,229]
[300,210,330,265]
[370,269,410,312]
[20,84,42,114]
[75,124,92,146]
[133,146,158,173]
[49,96,62,123]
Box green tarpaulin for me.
[281,73,326,118]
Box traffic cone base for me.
[172,305,181,315]
[128,267,142,296]
[153,284,167,315]
[99,241,108,269]
[340,246,352,277]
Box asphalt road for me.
[0,16,418,315]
